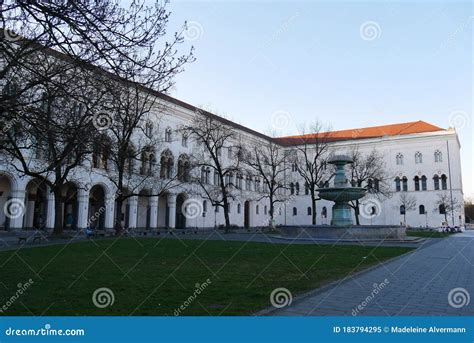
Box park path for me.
[267,231,474,316]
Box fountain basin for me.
[279,225,407,241]
[318,187,366,202]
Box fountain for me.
[318,155,366,227]
[277,155,408,242]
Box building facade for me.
[0,92,464,231]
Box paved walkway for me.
[266,231,474,316]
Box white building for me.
[0,89,464,231]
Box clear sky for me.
[161,0,472,197]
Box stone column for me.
[76,189,89,230]
[127,196,138,229]
[46,190,55,229]
[167,194,177,229]
[8,189,26,230]
[105,195,115,229]
[149,196,159,229]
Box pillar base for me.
[330,202,353,227]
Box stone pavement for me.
[265,231,474,316]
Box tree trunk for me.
[52,187,64,236]
[115,196,124,235]
[269,195,274,231]
[223,199,231,233]
[311,193,317,225]
[354,200,360,225]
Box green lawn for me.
[0,238,412,315]
[406,230,451,238]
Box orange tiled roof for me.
[275,120,445,146]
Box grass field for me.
[0,238,412,315]
[406,230,451,238]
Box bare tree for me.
[434,192,462,225]
[182,111,241,232]
[241,139,289,229]
[398,193,416,226]
[95,83,181,234]
[292,121,332,225]
[348,147,392,225]
[0,1,194,235]
[0,58,106,236]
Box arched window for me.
[421,175,427,191]
[433,175,440,190]
[256,205,259,215]
[237,203,241,214]
[434,150,442,163]
[400,205,406,215]
[374,179,380,192]
[177,154,190,182]
[396,153,404,165]
[92,135,111,170]
[201,167,207,184]
[160,149,174,179]
[307,207,311,215]
[304,182,309,195]
[395,177,401,192]
[292,207,297,216]
[164,127,172,142]
[322,207,327,218]
[236,173,243,189]
[255,177,260,191]
[181,133,188,147]
[295,182,300,195]
[415,151,423,164]
[367,179,373,191]
[245,175,252,190]
[414,176,420,191]
[140,146,155,176]
[419,205,425,215]
[402,177,408,192]
[441,174,447,190]
[264,206,267,215]
[203,200,207,213]
[291,163,298,172]
[290,182,295,195]
[439,204,446,214]
[126,145,135,174]
[145,121,153,137]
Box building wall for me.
[0,97,464,230]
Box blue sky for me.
[162,0,472,197]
